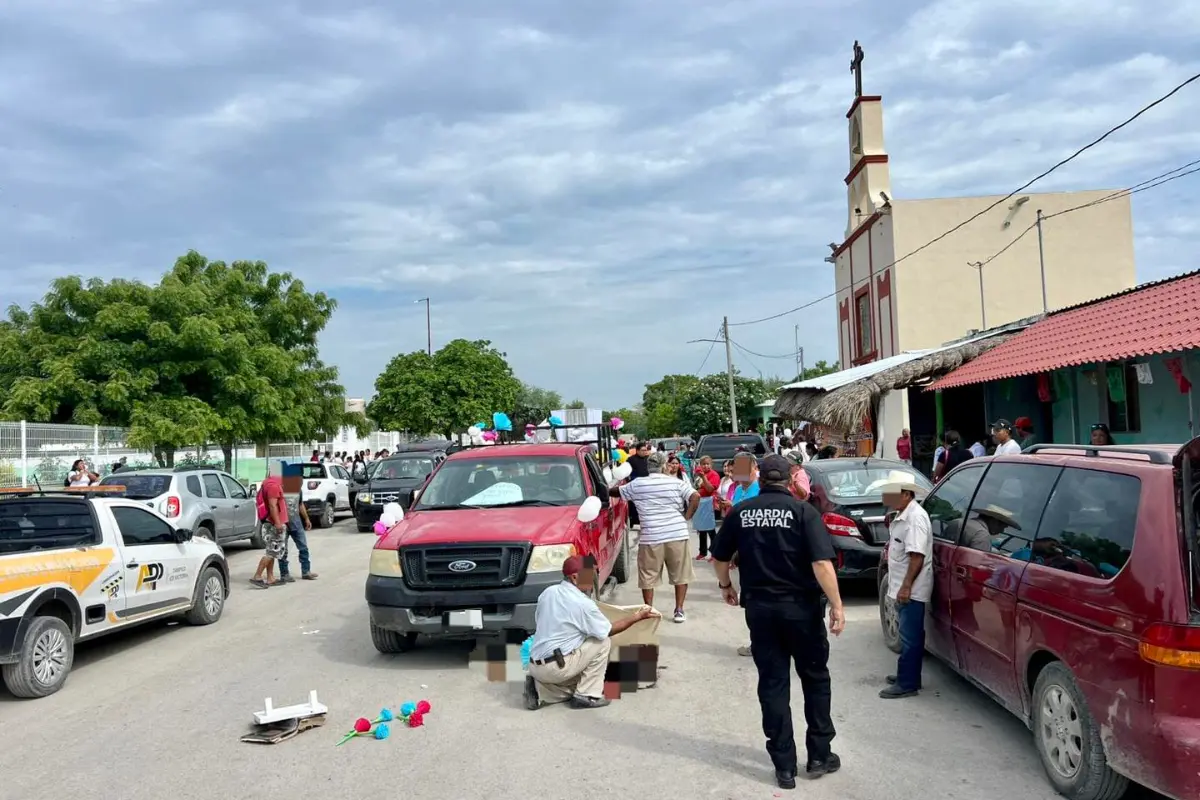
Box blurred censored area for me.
[469,641,660,700]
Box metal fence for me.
[0,421,407,487]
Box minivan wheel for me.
[1032,662,1129,800]
[1,616,74,699]
[879,573,901,654]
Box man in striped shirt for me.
[612,451,700,623]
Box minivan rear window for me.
[100,474,172,500]
[0,500,100,554]
[1036,469,1141,579]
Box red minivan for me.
[879,441,1200,800]
[365,442,631,651]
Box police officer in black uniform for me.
[711,454,846,790]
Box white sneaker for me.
[673,609,686,623]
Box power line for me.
[729,339,767,377]
[692,327,721,376]
[727,72,1200,328]
[728,339,806,360]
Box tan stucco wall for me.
[833,214,899,366]
[890,190,1135,351]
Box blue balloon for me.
[492,412,513,431]
[548,415,565,427]
[474,422,488,431]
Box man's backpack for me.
[255,489,269,522]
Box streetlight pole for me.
[415,298,432,355]
[1035,209,1048,314]
[723,316,739,433]
[969,262,986,330]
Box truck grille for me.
[372,492,401,504]
[402,544,530,590]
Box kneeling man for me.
[524,555,656,710]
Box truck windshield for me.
[373,458,435,481]
[0,500,99,555]
[415,456,586,509]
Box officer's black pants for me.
[744,598,835,771]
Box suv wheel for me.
[878,573,901,654]
[1,616,74,698]
[316,501,335,529]
[370,622,417,654]
[185,566,226,626]
[195,523,216,542]
[249,521,265,548]
[1032,662,1128,800]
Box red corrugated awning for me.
[928,271,1200,391]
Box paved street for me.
[0,518,1166,800]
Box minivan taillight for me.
[165,496,181,518]
[1139,623,1200,670]
[823,512,861,538]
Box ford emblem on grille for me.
[448,560,477,573]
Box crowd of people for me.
[309,448,394,475]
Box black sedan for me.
[804,457,933,582]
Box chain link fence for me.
[0,421,407,487]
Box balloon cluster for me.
[610,416,624,431]
[336,700,433,746]
[372,502,405,536]
[601,461,634,488]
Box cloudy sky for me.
[3,0,1198,411]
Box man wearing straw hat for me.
[880,480,932,700]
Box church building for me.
[833,43,1137,370]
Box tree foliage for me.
[513,382,563,428]
[602,406,647,440]
[676,373,766,437]
[796,360,839,381]
[368,339,521,436]
[641,374,700,414]
[0,251,353,468]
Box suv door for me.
[950,461,1061,714]
[108,504,193,619]
[331,465,351,509]
[200,473,232,541]
[219,474,253,537]
[920,462,988,666]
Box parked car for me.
[804,457,932,582]
[0,487,229,698]
[98,467,264,547]
[297,462,353,528]
[877,442,1200,800]
[649,436,694,453]
[365,441,631,652]
[693,432,768,472]
[354,450,446,531]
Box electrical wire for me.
[692,327,721,377]
[727,340,806,360]
[728,339,768,377]
[726,72,1200,328]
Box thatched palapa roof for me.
[773,335,1014,430]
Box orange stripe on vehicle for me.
[0,549,115,595]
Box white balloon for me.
[379,513,397,527]
[467,425,482,436]
[613,462,633,482]
[577,495,602,524]
[601,466,615,486]
[783,428,793,438]
[382,503,404,524]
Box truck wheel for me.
[249,521,265,548]
[1032,662,1129,800]
[611,531,629,584]
[370,622,417,654]
[185,566,226,626]
[1,616,74,699]
[879,573,901,654]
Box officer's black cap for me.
[759,454,791,482]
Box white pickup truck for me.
[0,487,229,698]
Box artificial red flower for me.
[354,717,372,733]
[416,700,431,714]
[407,711,424,728]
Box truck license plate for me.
[447,609,483,629]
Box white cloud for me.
[1,0,1198,411]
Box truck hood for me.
[381,505,580,548]
[367,477,426,490]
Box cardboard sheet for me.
[598,603,660,698]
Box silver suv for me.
[98,467,264,547]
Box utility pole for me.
[969,262,986,330]
[1035,209,1048,314]
[415,298,432,355]
[723,316,739,433]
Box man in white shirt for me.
[523,556,655,710]
[613,452,700,623]
[991,419,1023,456]
[881,480,932,699]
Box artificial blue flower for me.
[400,701,417,717]
[374,723,391,740]
[378,708,394,722]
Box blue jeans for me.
[278,520,311,577]
[895,600,926,691]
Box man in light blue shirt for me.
[524,556,655,710]
[731,452,761,506]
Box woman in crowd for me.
[1091,423,1115,445]
[67,459,100,487]
[692,456,721,562]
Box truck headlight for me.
[358,493,373,505]
[369,549,403,578]
[527,543,578,573]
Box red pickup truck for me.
[365,441,631,651]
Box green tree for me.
[641,374,700,413]
[675,372,764,436]
[368,339,521,436]
[513,383,562,427]
[565,399,587,409]
[0,251,351,470]
[796,360,839,381]
[645,403,679,438]
[602,407,647,440]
